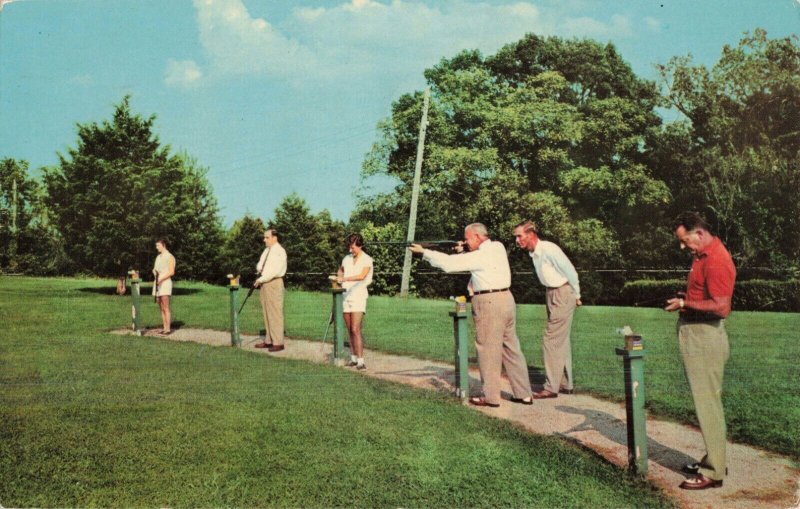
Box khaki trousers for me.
[678,319,729,481]
[471,291,532,405]
[259,278,284,346]
[542,284,576,394]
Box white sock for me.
[357,357,365,366]
[351,355,357,363]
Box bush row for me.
[620,279,800,312]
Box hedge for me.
[620,279,800,312]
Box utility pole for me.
[400,88,430,297]
[11,179,17,233]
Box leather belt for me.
[472,287,510,295]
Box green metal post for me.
[229,282,241,347]
[332,288,347,364]
[129,272,142,336]
[449,309,470,400]
[615,347,649,476]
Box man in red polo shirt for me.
[664,212,736,490]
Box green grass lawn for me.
[1,277,674,508]
[155,277,799,461]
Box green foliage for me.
[619,279,687,308]
[732,279,800,312]
[42,96,224,280]
[271,193,346,291]
[0,158,69,274]
[355,34,668,293]
[621,278,800,312]
[656,29,800,271]
[221,213,266,287]
[357,221,406,295]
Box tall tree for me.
[0,158,68,274]
[355,34,667,301]
[656,29,800,270]
[222,213,267,287]
[43,96,224,280]
[270,193,346,291]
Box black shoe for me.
[682,463,727,475]
[356,364,367,370]
[509,397,533,405]
[558,388,575,395]
[347,361,359,367]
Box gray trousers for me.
[542,284,576,393]
[678,319,729,480]
[259,278,284,346]
[471,291,532,405]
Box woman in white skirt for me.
[337,233,373,370]
[152,238,176,335]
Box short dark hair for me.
[673,212,711,233]
[345,232,364,248]
[265,228,279,242]
[156,238,169,248]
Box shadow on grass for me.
[79,286,203,296]
[555,405,697,474]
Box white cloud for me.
[69,74,94,86]
[175,0,637,89]
[644,16,661,32]
[191,0,318,83]
[164,59,204,88]
[558,13,632,39]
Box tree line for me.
[1,30,797,308]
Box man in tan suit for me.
[410,223,533,407]
[254,229,287,352]
[513,221,581,399]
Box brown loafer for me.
[558,388,574,395]
[469,397,500,408]
[268,345,285,352]
[679,474,723,490]
[531,390,558,399]
[254,342,273,348]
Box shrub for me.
[621,279,800,312]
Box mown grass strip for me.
[1,276,674,507]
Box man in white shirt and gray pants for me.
[513,221,581,399]
[410,223,533,407]
[254,228,288,352]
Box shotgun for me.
[367,240,466,251]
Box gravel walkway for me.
[117,327,800,509]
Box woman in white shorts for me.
[337,233,373,370]
[152,238,176,335]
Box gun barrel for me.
[367,240,459,247]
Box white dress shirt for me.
[530,240,581,299]
[256,243,287,284]
[423,239,511,293]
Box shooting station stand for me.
[127,270,142,336]
[330,287,348,365]
[449,299,469,401]
[615,340,649,476]
[228,276,242,347]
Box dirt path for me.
[116,327,799,509]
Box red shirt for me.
[685,237,736,317]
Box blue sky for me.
[1,0,798,226]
